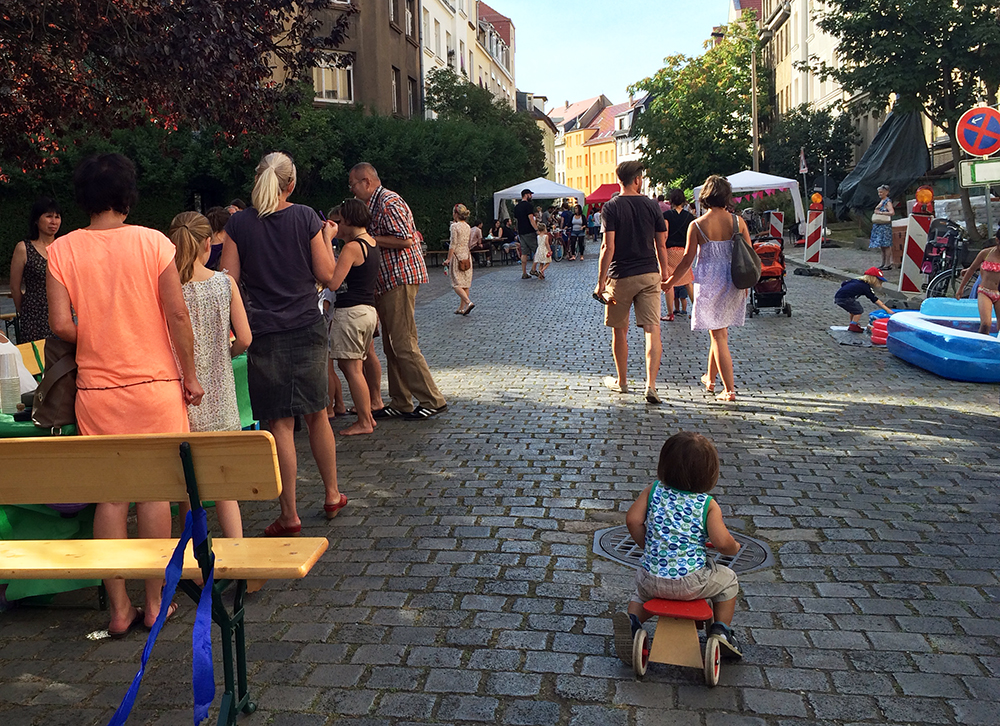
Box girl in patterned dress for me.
[168,212,252,537]
[612,432,743,665]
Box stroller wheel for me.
[784,303,792,317]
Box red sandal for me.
[263,520,301,537]
[324,494,349,520]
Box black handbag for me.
[729,214,762,290]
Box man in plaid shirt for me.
[348,163,447,419]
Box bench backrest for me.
[0,431,281,504]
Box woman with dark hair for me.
[47,153,203,636]
[570,205,586,260]
[218,151,345,534]
[661,175,749,402]
[662,188,695,322]
[8,197,62,342]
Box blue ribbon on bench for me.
[107,509,215,726]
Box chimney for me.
[565,100,569,108]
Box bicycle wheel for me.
[926,269,961,298]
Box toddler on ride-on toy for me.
[613,431,743,667]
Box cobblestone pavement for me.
[2,254,999,726]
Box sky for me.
[498,0,732,111]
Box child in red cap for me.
[834,267,894,332]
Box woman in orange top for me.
[47,153,203,637]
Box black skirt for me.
[246,319,328,421]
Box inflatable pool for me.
[886,299,1000,383]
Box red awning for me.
[586,183,621,204]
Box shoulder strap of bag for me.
[35,354,77,403]
[731,213,741,241]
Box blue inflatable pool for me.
[886,300,1000,383]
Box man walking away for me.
[513,189,539,279]
[349,162,447,420]
[594,161,669,404]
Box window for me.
[405,0,415,37]
[434,20,441,57]
[446,32,454,67]
[392,67,402,115]
[312,54,353,103]
[459,41,466,72]
[408,77,418,117]
[423,9,429,44]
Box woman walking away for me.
[662,175,748,402]
[327,200,381,435]
[219,151,346,535]
[9,197,62,342]
[869,184,894,270]
[47,153,203,636]
[955,225,1000,335]
[445,204,475,314]
[168,211,252,537]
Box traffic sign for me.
[956,106,1000,157]
[959,158,1000,188]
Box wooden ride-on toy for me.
[631,598,721,687]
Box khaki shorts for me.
[631,561,739,605]
[329,304,378,360]
[605,272,662,328]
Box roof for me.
[548,96,603,128]
[583,102,632,146]
[478,1,513,47]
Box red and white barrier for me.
[804,210,823,264]
[898,214,932,294]
[768,211,784,240]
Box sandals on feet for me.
[716,390,736,402]
[700,375,715,393]
[324,494,349,519]
[109,608,145,639]
[264,520,302,537]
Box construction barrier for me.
[899,213,932,294]
[804,210,823,264]
[767,211,784,240]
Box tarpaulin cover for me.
[837,110,930,218]
[585,183,621,204]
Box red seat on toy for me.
[643,598,714,620]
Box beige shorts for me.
[631,561,739,605]
[328,305,378,360]
[605,272,662,328]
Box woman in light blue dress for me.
[661,175,749,402]
[869,184,894,269]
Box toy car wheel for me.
[632,628,649,677]
[703,636,721,687]
[784,303,792,317]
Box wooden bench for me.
[0,431,328,725]
[1,311,17,342]
[423,249,449,267]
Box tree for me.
[810,0,1000,239]
[0,1,354,177]
[629,17,759,190]
[763,105,859,190]
[425,67,546,181]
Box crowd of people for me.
[4,151,451,634]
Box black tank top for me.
[335,236,379,308]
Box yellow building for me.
[563,102,632,197]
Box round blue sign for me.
[957,107,1000,157]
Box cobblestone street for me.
[2,256,998,726]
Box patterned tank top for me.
[639,481,713,579]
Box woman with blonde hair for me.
[218,151,347,535]
[445,203,475,314]
[661,175,749,402]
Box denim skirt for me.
[247,319,328,421]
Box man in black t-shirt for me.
[595,161,669,404]
[512,189,538,279]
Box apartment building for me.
[308,1,422,118]
[548,96,612,187]
[475,2,515,107]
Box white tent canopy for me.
[693,170,804,224]
[493,177,586,218]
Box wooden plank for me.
[648,617,704,670]
[16,340,43,377]
[0,432,281,504]
[0,537,329,580]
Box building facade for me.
[308,1,422,118]
[475,2,515,107]
[548,96,612,188]
[517,92,557,180]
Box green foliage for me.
[629,16,760,189]
[763,105,859,186]
[1,86,544,277]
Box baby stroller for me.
[747,235,791,317]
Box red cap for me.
[864,266,887,281]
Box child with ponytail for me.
[168,211,252,537]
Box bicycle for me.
[923,219,968,297]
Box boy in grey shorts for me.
[612,431,743,666]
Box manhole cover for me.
[593,525,773,574]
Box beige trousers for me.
[375,284,446,412]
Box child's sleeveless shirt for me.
[640,481,713,579]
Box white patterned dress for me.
[182,272,241,432]
[691,233,747,331]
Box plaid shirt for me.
[368,186,428,297]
